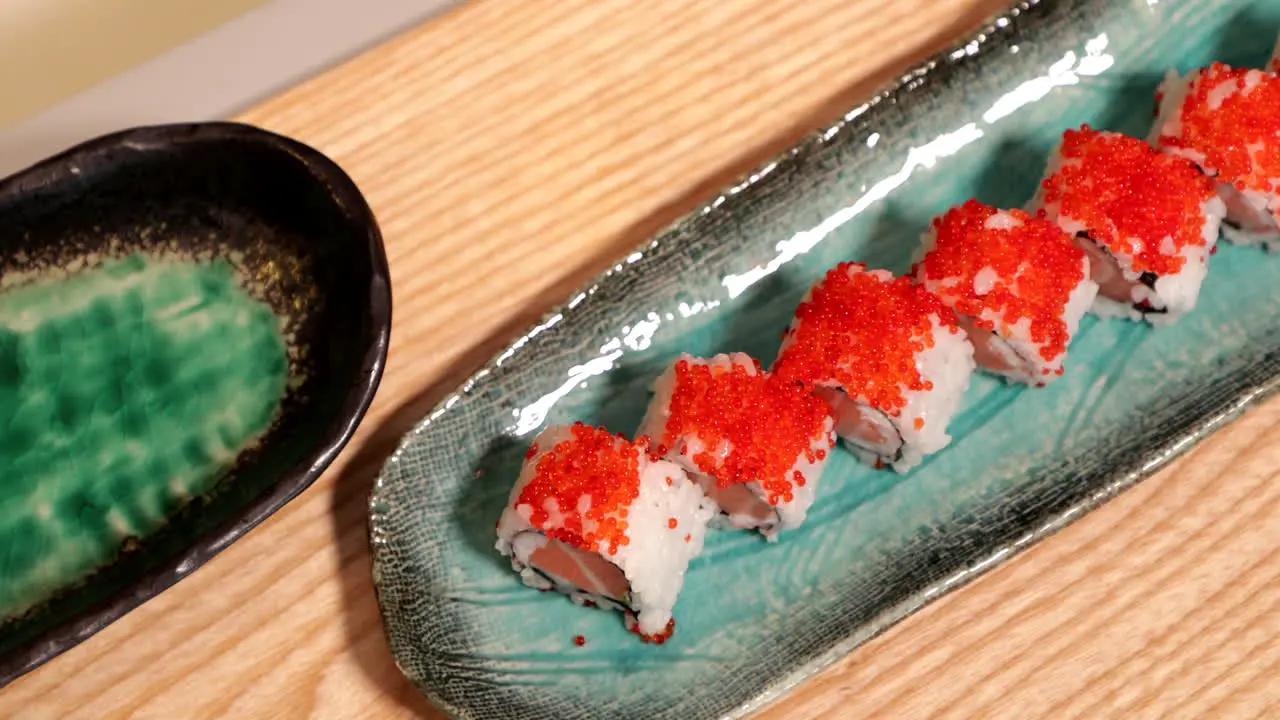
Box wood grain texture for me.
[2,0,1277,717]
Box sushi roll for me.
[772,263,975,472]
[1151,64,1278,249]
[914,200,1097,385]
[495,422,716,641]
[1033,126,1225,324]
[637,352,835,537]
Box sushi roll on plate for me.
[772,263,975,472]
[495,422,716,642]
[1033,126,1225,324]
[914,199,1097,385]
[637,352,835,537]
[1151,64,1279,249]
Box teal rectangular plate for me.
[370,2,1280,718]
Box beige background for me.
[0,0,268,128]
[0,0,461,177]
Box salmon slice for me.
[691,472,779,531]
[1218,182,1280,248]
[815,386,903,462]
[1219,183,1276,232]
[954,315,1029,377]
[1072,232,1170,315]
[511,531,631,604]
[1073,232,1146,303]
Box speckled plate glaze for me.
[371,2,1280,718]
[0,123,390,684]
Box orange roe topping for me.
[517,423,641,555]
[667,517,678,529]
[658,358,832,506]
[1044,127,1215,276]
[630,618,676,644]
[915,199,1086,362]
[773,263,959,414]
[684,533,691,543]
[1161,64,1280,202]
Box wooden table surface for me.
[5,0,1280,717]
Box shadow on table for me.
[324,0,1018,711]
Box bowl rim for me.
[0,121,393,686]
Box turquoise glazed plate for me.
[371,1,1280,718]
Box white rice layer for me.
[1149,68,1197,152]
[889,313,976,471]
[495,424,716,636]
[1147,196,1224,325]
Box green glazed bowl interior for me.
[0,122,391,684]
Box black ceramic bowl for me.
[0,122,391,684]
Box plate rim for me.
[0,121,393,686]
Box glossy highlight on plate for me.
[370,2,1280,719]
